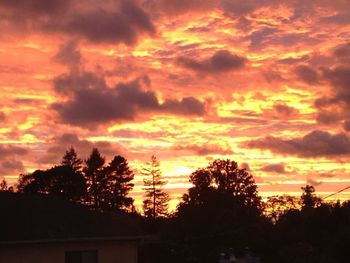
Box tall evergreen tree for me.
[142,155,169,219]
[61,147,82,171]
[102,155,134,212]
[84,148,105,210]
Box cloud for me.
[0,159,24,175]
[177,50,246,74]
[240,162,251,171]
[260,163,286,174]
[0,0,71,16]
[0,112,5,122]
[294,65,320,85]
[0,0,155,45]
[161,97,205,116]
[173,143,233,156]
[321,12,350,25]
[0,145,28,175]
[53,40,81,67]
[343,120,350,132]
[243,130,350,158]
[147,0,216,16]
[58,1,155,45]
[0,145,29,159]
[307,178,322,187]
[314,66,350,125]
[41,133,127,164]
[333,42,350,63]
[52,72,205,128]
[272,104,298,119]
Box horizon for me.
[1,0,350,209]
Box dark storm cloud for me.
[177,50,246,74]
[52,72,205,128]
[294,65,320,85]
[0,0,155,45]
[260,163,286,174]
[244,130,350,158]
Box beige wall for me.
[0,240,138,263]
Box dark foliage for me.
[101,155,134,212]
[17,165,86,202]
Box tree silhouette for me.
[17,165,86,202]
[265,195,299,223]
[181,159,262,209]
[142,155,169,219]
[61,147,82,171]
[84,148,106,210]
[0,178,12,192]
[16,148,86,201]
[102,155,134,212]
[301,184,321,210]
[174,159,264,260]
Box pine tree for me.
[84,148,105,210]
[142,155,169,218]
[103,155,134,212]
[61,147,82,171]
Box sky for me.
[1,0,350,208]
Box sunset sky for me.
[1,0,350,208]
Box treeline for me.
[1,147,169,218]
[1,148,350,262]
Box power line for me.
[322,185,350,200]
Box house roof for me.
[0,192,143,243]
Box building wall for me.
[0,240,138,263]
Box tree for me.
[102,155,134,212]
[301,185,321,210]
[17,149,86,202]
[17,166,86,202]
[84,148,106,210]
[181,159,262,209]
[47,165,86,202]
[142,155,169,219]
[61,147,82,171]
[0,178,13,192]
[175,159,265,260]
[265,195,299,223]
